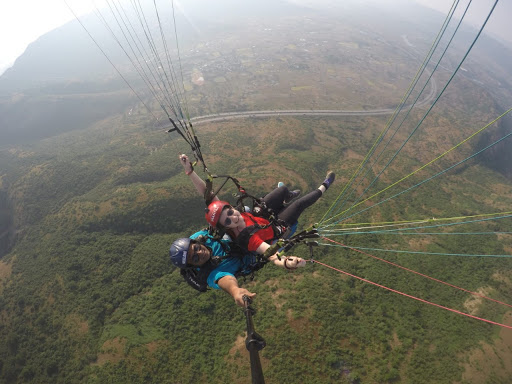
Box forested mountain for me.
[1,1,512,383]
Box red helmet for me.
[205,200,230,227]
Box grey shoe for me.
[284,189,301,204]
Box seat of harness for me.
[236,218,298,253]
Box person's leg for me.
[277,189,322,224]
[262,186,289,212]
[276,182,301,204]
[319,171,335,193]
[278,171,335,225]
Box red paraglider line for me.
[312,261,512,329]
[322,237,512,309]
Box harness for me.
[206,174,290,245]
[235,214,288,253]
[180,232,269,293]
[180,256,222,292]
[182,176,318,293]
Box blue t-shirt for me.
[190,230,257,290]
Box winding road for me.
[185,69,438,126]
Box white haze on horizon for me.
[0,0,510,77]
[0,0,107,76]
[414,0,512,46]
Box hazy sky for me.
[415,0,511,45]
[0,0,510,76]
[0,0,105,75]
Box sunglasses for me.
[223,208,235,226]
[188,242,202,264]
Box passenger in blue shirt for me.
[170,154,307,307]
[170,229,305,307]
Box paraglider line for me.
[312,259,512,330]
[323,106,512,227]
[321,0,501,227]
[171,0,191,120]
[321,243,512,258]
[322,213,512,235]
[322,128,512,228]
[64,0,159,122]
[322,237,512,308]
[96,1,174,118]
[331,210,512,229]
[320,0,461,223]
[329,0,473,222]
[326,231,512,237]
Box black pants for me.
[262,186,322,226]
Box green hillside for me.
[1,109,512,383]
[1,1,512,383]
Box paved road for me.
[161,67,438,127]
[190,108,395,125]
[190,78,436,125]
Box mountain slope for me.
[1,1,512,383]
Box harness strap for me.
[236,225,263,252]
[180,268,209,292]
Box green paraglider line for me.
[321,0,500,227]
[329,0,473,221]
[322,129,512,228]
[321,213,512,236]
[320,236,512,308]
[328,231,512,237]
[321,243,512,258]
[319,0,462,224]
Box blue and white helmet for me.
[169,238,192,268]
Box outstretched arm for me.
[217,275,256,307]
[180,154,219,201]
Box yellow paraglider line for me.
[318,0,461,224]
[320,107,512,227]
